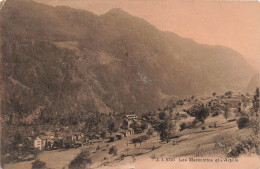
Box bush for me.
[32,159,47,169]
[180,122,187,131]
[237,117,250,129]
[108,146,118,155]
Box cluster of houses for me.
[31,114,148,151]
[210,94,244,108]
[32,131,88,151]
[109,114,144,142]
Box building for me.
[119,129,131,137]
[115,133,124,140]
[128,128,134,134]
[118,128,134,137]
[126,114,138,120]
[63,135,73,148]
[122,114,139,129]
[34,137,43,150]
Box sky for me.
[35,0,260,71]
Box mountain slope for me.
[0,0,256,124]
[246,73,260,94]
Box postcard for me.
[0,0,259,168]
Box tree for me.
[237,117,250,129]
[212,92,217,97]
[225,91,233,98]
[69,150,92,169]
[33,148,40,159]
[157,119,174,142]
[108,121,115,132]
[14,132,22,145]
[100,130,106,139]
[132,135,149,145]
[108,146,118,155]
[159,111,166,120]
[187,104,210,124]
[96,145,100,150]
[146,128,153,138]
[251,88,260,154]
[169,111,173,120]
[32,159,47,169]
[180,122,187,131]
[224,105,230,121]
[253,88,259,117]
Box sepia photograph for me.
[0,0,259,168]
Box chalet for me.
[34,137,43,150]
[122,114,143,131]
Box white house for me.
[34,137,42,150]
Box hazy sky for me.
[36,0,260,71]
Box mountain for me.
[0,0,256,124]
[246,73,260,94]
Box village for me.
[3,89,259,169]
[30,114,146,152]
